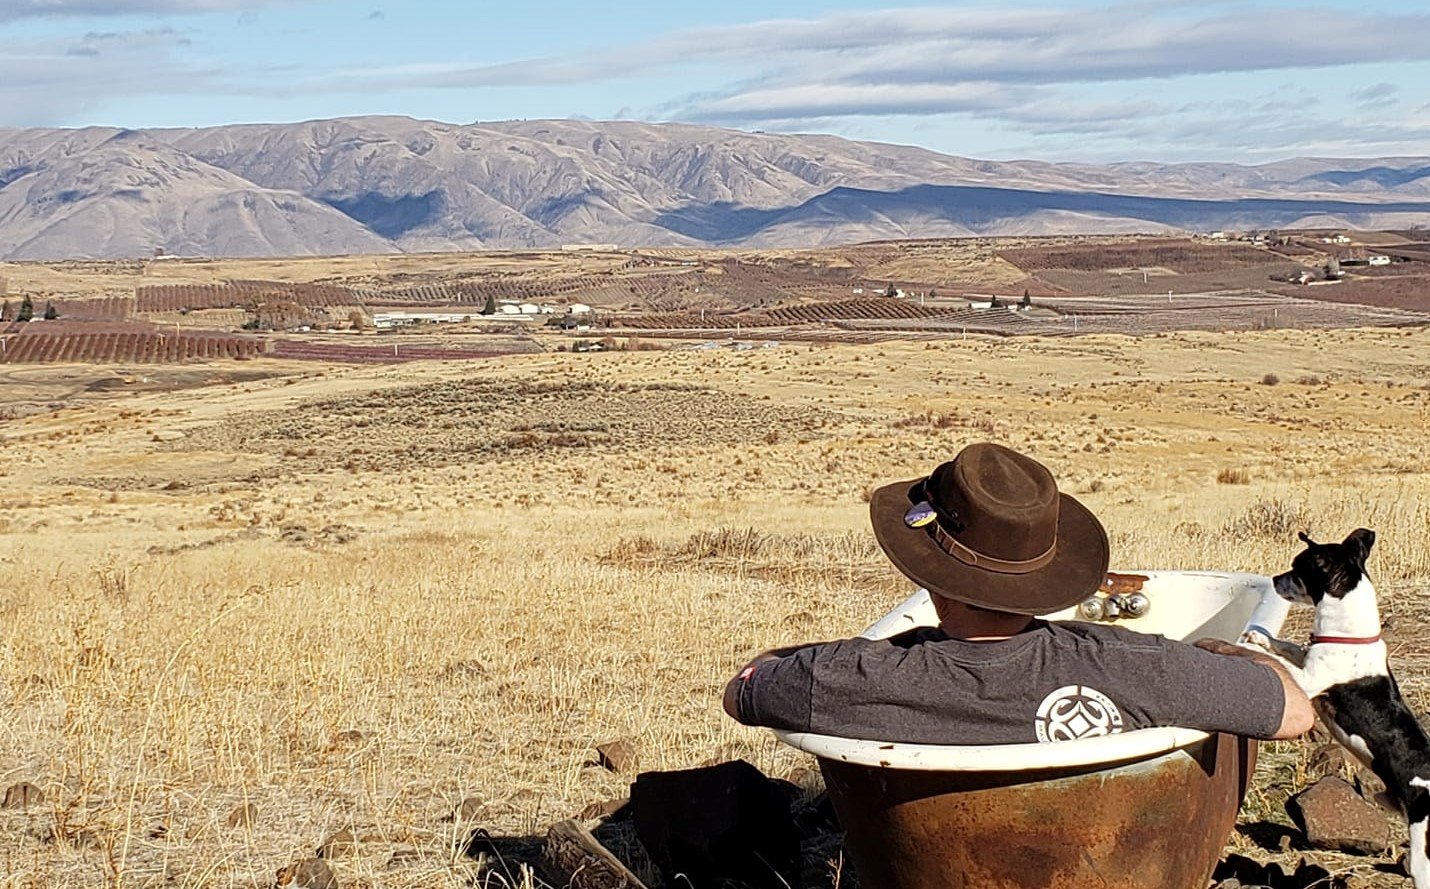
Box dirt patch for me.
[1000,239,1278,274]
[171,380,842,471]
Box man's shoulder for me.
[1044,620,1174,652]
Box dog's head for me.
[1272,528,1376,605]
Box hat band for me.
[931,522,1057,575]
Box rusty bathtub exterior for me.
[818,732,1256,889]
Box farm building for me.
[372,310,480,329]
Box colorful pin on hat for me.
[903,500,937,528]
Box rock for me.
[317,827,360,858]
[1288,776,1391,855]
[275,857,337,889]
[1353,769,1387,804]
[594,740,637,773]
[1306,744,1355,779]
[785,766,819,788]
[630,760,799,889]
[453,796,486,822]
[577,797,629,821]
[331,730,366,747]
[225,802,258,829]
[2,782,44,810]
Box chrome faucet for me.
[1078,593,1150,622]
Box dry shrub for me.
[1260,373,1280,386]
[1216,467,1251,485]
[892,411,962,430]
[602,528,888,589]
[1222,498,1309,540]
[601,534,659,566]
[890,410,996,435]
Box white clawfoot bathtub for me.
[771,571,1289,889]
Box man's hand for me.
[1194,637,1315,739]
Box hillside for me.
[2,117,1429,258]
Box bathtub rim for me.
[772,725,1212,772]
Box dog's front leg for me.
[1239,628,1308,667]
[1267,637,1308,668]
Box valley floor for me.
[1,328,1428,887]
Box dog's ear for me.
[1297,531,1316,546]
[1344,528,1376,564]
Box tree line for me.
[0,297,60,323]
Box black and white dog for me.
[1244,528,1430,886]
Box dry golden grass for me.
[1,325,1428,887]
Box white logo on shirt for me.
[1034,685,1125,743]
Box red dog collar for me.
[1310,634,1383,645]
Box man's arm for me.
[1194,638,1315,739]
[721,641,832,723]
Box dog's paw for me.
[1238,629,1273,650]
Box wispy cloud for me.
[0,0,295,19]
[327,5,1430,94]
[284,2,1430,157]
[3,1,1429,158]
[0,28,217,124]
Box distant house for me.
[567,303,593,315]
[1368,255,1391,267]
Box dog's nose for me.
[1272,571,1303,601]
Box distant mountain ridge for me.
[1,116,1428,260]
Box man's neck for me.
[939,617,1036,642]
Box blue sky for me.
[3,0,1429,162]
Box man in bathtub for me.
[724,442,1313,744]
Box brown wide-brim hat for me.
[870,442,1109,615]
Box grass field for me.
[1,326,1428,888]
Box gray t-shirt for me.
[734,621,1284,744]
